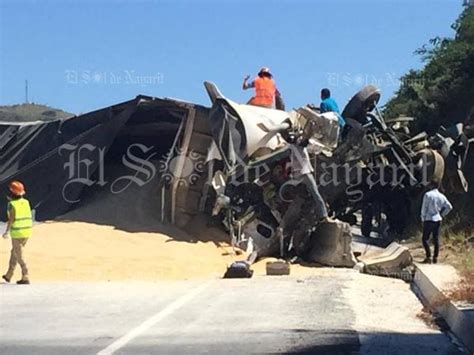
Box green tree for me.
[384,7,474,134]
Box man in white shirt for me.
[289,143,328,222]
[420,182,453,264]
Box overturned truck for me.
[0,83,469,269]
[161,82,470,267]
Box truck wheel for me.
[416,149,445,185]
[342,85,381,123]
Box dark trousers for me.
[361,203,374,238]
[422,221,441,259]
[299,174,328,221]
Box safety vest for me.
[8,198,33,239]
[252,77,276,107]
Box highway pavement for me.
[0,268,466,354]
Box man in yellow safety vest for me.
[2,180,33,285]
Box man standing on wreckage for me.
[274,126,330,260]
[238,119,331,264]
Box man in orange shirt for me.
[243,67,282,109]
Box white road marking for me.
[97,281,212,355]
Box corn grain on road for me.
[0,269,465,354]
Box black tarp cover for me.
[0,96,194,221]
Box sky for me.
[0,0,465,114]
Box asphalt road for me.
[0,269,466,354]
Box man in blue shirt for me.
[420,182,453,264]
[320,88,346,128]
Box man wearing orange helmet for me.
[243,67,283,109]
[2,180,33,285]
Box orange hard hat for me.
[9,181,25,196]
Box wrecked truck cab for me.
[163,82,469,270]
[202,81,354,266]
[204,81,341,167]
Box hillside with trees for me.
[0,103,73,122]
[384,6,474,240]
[384,6,473,134]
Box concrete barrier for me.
[413,263,474,354]
[307,219,357,267]
[353,242,413,279]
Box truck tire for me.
[342,85,381,123]
[416,149,445,185]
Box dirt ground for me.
[404,240,473,273]
[0,221,317,282]
[0,166,321,282]
[404,240,474,302]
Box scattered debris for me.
[357,242,413,278]
[266,260,290,276]
[194,82,470,274]
[417,306,450,331]
[223,261,253,279]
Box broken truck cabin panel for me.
[199,82,356,266]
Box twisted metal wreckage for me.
[0,81,469,273]
[166,82,470,270]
